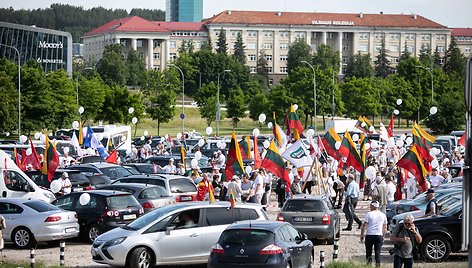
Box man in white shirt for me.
[428,168,445,188]
[163,158,177,174]
[360,201,387,267]
[59,172,72,195]
[217,150,226,169]
[247,169,265,204]
[386,176,397,205]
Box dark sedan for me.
[99,183,176,213]
[208,220,313,268]
[26,169,93,193]
[123,163,165,174]
[415,201,463,262]
[277,194,340,244]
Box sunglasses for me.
[405,222,413,226]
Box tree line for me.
[0,4,165,42]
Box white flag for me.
[379,123,390,142]
[71,132,83,157]
[282,139,312,168]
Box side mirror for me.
[165,226,175,235]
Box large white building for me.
[83,10,454,81]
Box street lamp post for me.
[331,68,335,120]
[216,69,231,136]
[301,61,316,133]
[0,43,21,136]
[416,65,434,103]
[168,64,185,136]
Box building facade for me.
[452,28,472,58]
[83,10,456,81]
[0,21,73,74]
[166,0,203,22]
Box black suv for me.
[25,169,92,193]
[68,162,133,183]
[52,190,143,242]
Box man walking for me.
[424,189,437,217]
[342,174,363,230]
[390,214,422,268]
[360,201,388,267]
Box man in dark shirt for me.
[424,189,437,217]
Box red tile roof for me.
[204,10,447,29]
[85,16,168,36]
[451,28,472,37]
[153,21,206,31]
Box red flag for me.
[224,131,244,181]
[21,140,42,171]
[41,136,59,182]
[285,113,291,137]
[387,113,394,138]
[253,136,262,169]
[106,149,118,164]
[458,132,466,147]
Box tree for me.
[46,69,77,129]
[374,36,391,77]
[426,90,465,134]
[195,82,218,126]
[345,53,374,78]
[126,49,146,87]
[98,85,144,124]
[443,39,466,75]
[0,59,19,133]
[312,44,340,73]
[287,38,312,73]
[433,46,442,68]
[78,75,106,123]
[399,41,411,62]
[216,28,228,55]
[419,45,432,66]
[257,50,269,81]
[340,77,382,118]
[266,84,296,124]
[233,32,246,64]
[96,44,127,86]
[226,87,246,128]
[248,91,269,121]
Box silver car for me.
[91,201,267,267]
[0,198,79,248]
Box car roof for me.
[101,183,165,191]
[71,162,121,168]
[157,201,263,210]
[121,174,190,180]
[227,220,286,231]
[0,198,49,204]
[70,189,132,197]
[288,194,326,201]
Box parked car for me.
[99,183,176,213]
[68,162,133,183]
[52,190,144,242]
[415,201,463,262]
[91,201,268,267]
[448,164,463,178]
[0,198,79,248]
[111,174,198,202]
[277,194,340,244]
[208,220,313,268]
[123,163,166,175]
[26,169,93,193]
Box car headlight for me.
[103,237,127,248]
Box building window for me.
[465,47,471,53]
[250,66,256,73]
[122,52,128,58]
[407,45,415,53]
[437,46,445,53]
[169,41,176,48]
[375,45,382,52]
[391,57,399,63]
[280,43,289,50]
[231,42,236,49]
[312,32,318,39]
[280,31,289,38]
[280,55,288,61]
[248,54,257,61]
[247,43,256,49]
[295,31,306,38]
[263,31,274,37]
[390,45,399,52]
[343,33,350,39]
[121,40,128,47]
[439,58,445,64]
[153,53,160,59]
[153,40,161,47]
[137,40,143,47]
[359,33,369,40]
[195,41,202,49]
[405,34,415,41]
[359,45,368,52]
[374,33,384,39]
[280,66,288,73]
[214,30,220,36]
[263,43,273,49]
[343,45,350,51]
[231,30,241,37]
[247,31,257,37]
[311,44,317,51]
[153,65,160,70]
[265,55,273,61]
[328,33,334,39]
[170,53,177,60]
[268,79,274,86]
[421,34,431,40]
[436,34,446,41]
[267,66,273,73]
[390,33,400,40]
[342,56,348,63]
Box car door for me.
[280,225,304,267]
[0,201,24,240]
[158,208,202,263]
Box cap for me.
[370,201,380,208]
[62,172,69,178]
[232,175,239,181]
[426,189,435,194]
[169,158,174,162]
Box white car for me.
[1,198,79,248]
[91,202,267,267]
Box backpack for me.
[394,223,420,260]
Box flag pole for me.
[302,155,317,192]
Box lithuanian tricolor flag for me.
[396,145,428,191]
[359,134,369,188]
[180,145,186,169]
[225,131,244,181]
[412,127,434,172]
[253,136,262,169]
[322,127,342,160]
[229,189,236,208]
[288,105,304,140]
[261,140,290,190]
[239,136,252,159]
[413,122,435,148]
[41,136,59,182]
[339,131,363,173]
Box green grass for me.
[0,261,62,268]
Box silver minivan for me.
[91,201,267,267]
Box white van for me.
[0,150,56,203]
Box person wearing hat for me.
[227,175,243,202]
[163,158,177,174]
[60,172,72,195]
[428,168,445,188]
[424,189,437,217]
[360,200,387,267]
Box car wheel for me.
[129,247,152,268]
[421,234,451,262]
[12,227,36,249]
[87,224,102,243]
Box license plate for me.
[65,227,77,233]
[180,196,192,201]
[293,217,313,222]
[123,214,137,220]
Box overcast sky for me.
[2,0,470,28]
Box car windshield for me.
[169,178,197,193]
[221,229,274,246]
[124,204,185,230]
[24,200,60,212]
[139,187,168,199]
[106,194,140,209]
[101,166,132,180]
[440,202,462,216]
[284,200,325,212]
